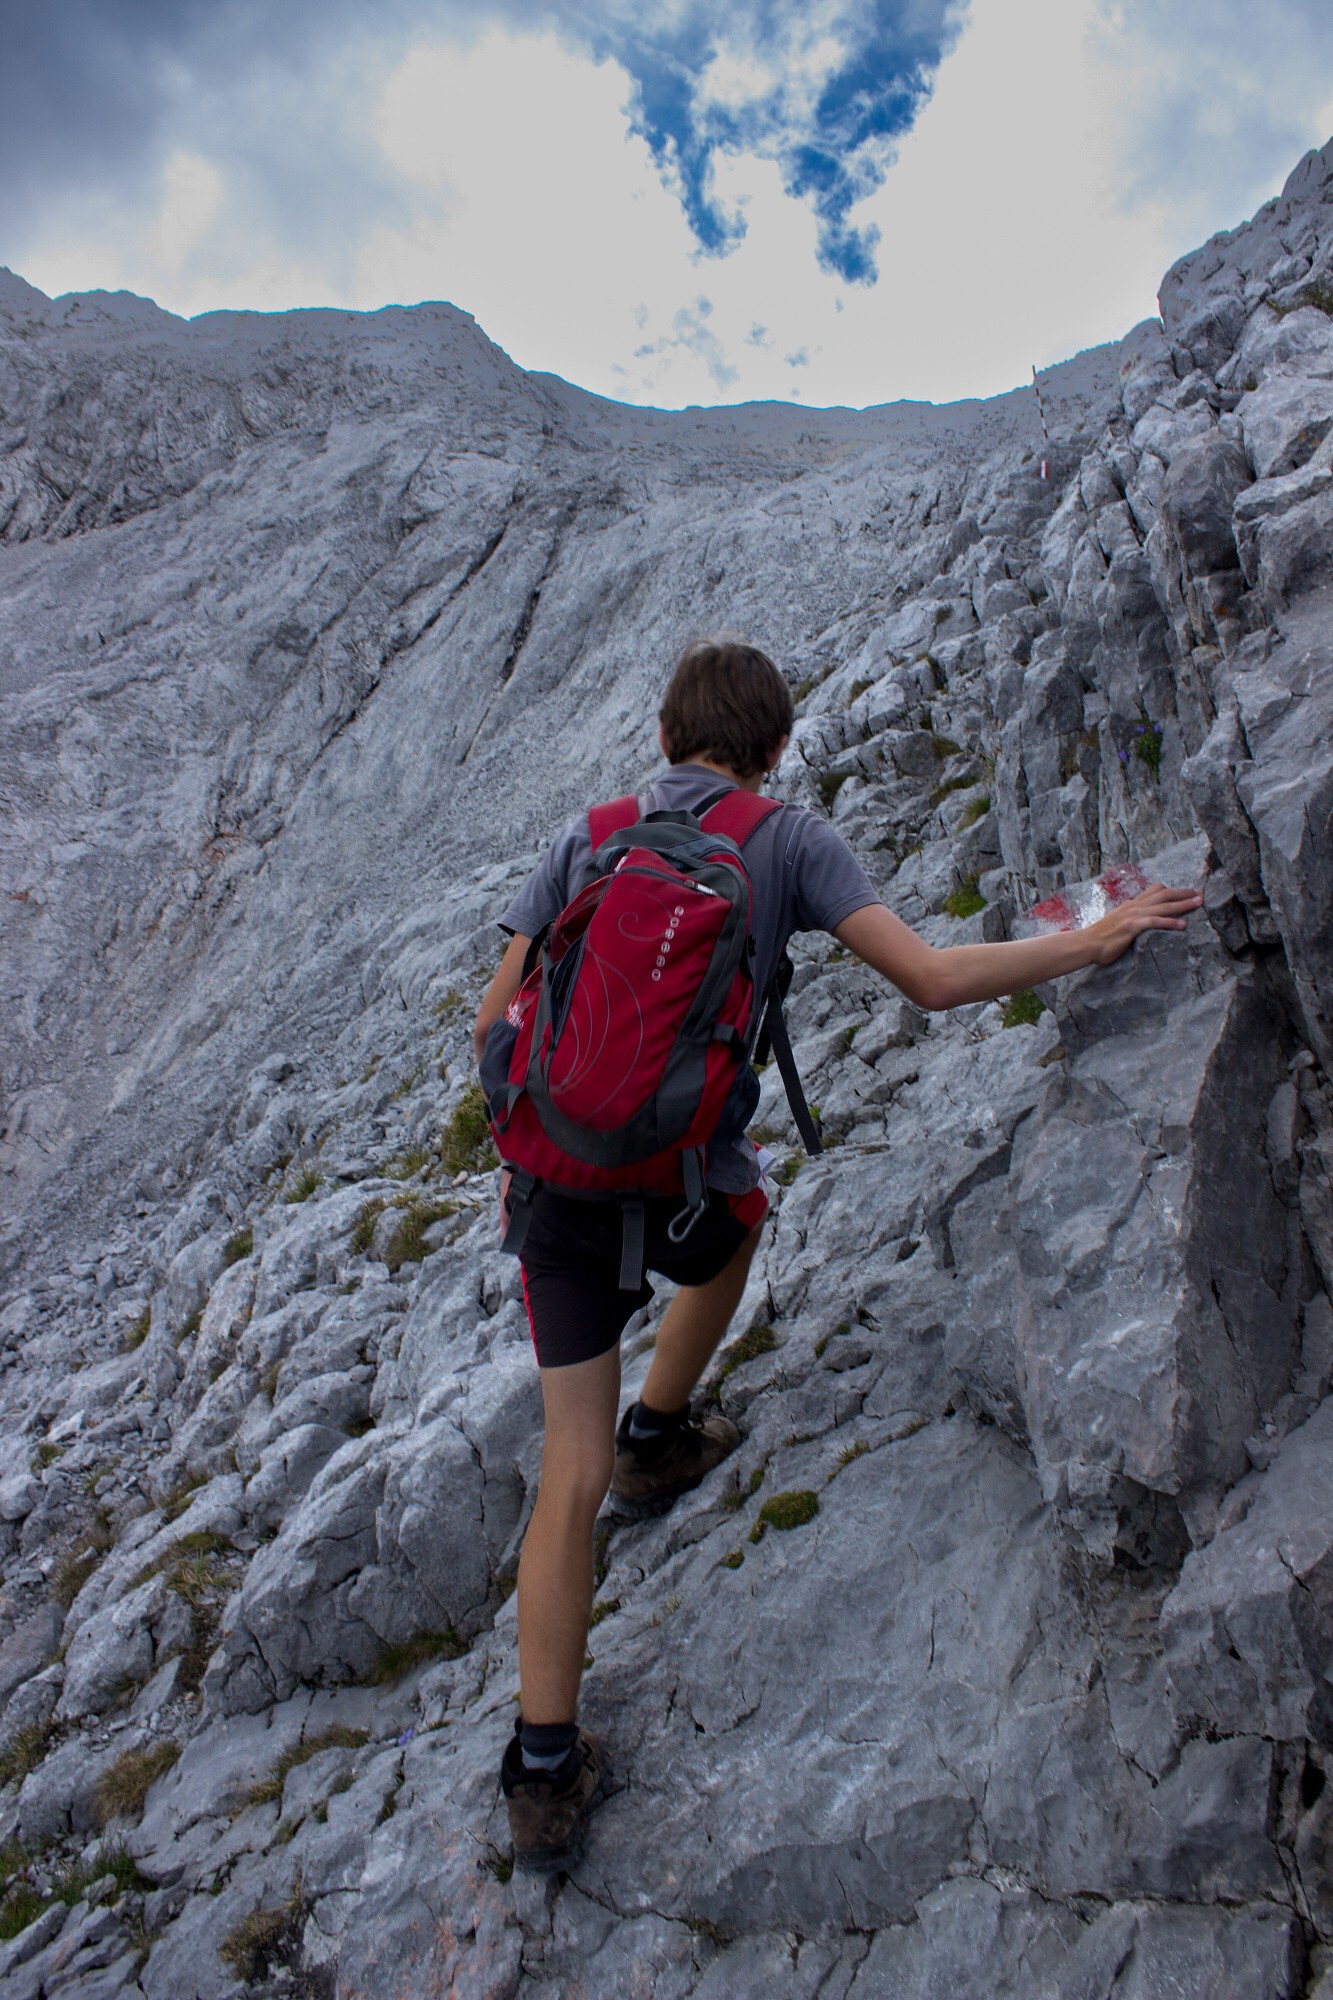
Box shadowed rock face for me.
[1,141,1332,2000]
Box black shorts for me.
[518,1185,769,1370]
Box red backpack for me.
[481,788,820,1288]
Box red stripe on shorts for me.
[519,1263,540,1358]
[729,1186,769,1231]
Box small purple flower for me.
[1135,723,1146,734]
[396,1729,415,1747]
[1119,749,1129,762]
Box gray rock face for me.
[2,139,1333,1998]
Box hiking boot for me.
[611,1404,740,1516]
[501,1723,604,1872]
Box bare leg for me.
[517,1344,621,1724]
[640,1223,763,1413]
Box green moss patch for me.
[756,1490,820,1534]
[1001,988,1045,1029]
[717,1324,777,1383]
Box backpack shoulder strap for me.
[700,789,783,848]
[588,794,641,852]
[701,794,823,1155]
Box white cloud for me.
[9,1,1331,411]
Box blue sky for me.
[2,0,1331,408]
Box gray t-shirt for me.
[498,762,879,1190]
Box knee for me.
[537,1445,613,1524]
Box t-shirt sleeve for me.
[497,816,589,937]
[785,810,880,935]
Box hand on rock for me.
[1089,883,1204,965]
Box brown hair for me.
[659,640,794,779]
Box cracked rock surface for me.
[2,140,1333,1998]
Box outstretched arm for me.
[834,884,1204,1012]
[473,933,532,1063]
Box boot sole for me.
[607,1475,706,1519]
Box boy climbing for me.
[473,639,1202,1870]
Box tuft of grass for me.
[957,794,991,829]
[755,1490,820,1536]
[716,1324,777,1384]
[284,1166,322,1205]
[929,774,977,806]
[835,1440,869,1472]
[1001,989,1046,1029]
[382,1200,458,1274]
[944,876,986,920]
[930,733,962,760]
[32,1440,64,1471]
[172,1302,205,1348]
[847,678,873,704]
[175,1604,221,1694]
[365,1630,466,1685]
[52,1513,114,1607]
[246,1726,369,1809]
[438,1081,497,1177]
[1132,716,1162,778]
[221,1227,253,1267]
[48,1838,148,1909]
[219,1893,303,1985]
[588,1598,620,1628]
[123,1307,152,1352]
[486,1849,515,1884]
[134,1530,234,1598]
[351,1198,386,1256]
[393,1065,424,1100]
[0,1881,45,1942]
[0,1722,55,1791]
[720,1550,745,1570]
[816,770,850,812]
[161,1471,207,1523]
[387,1146,432,1182]
[360,1057,380,1084]
[434,989,463,1021]
[773,1155,802,1187]
[343,1414,374,1439]
[94,1740,180,1828]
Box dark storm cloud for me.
[0,1,967,286]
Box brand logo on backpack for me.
[652,904,686,982]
